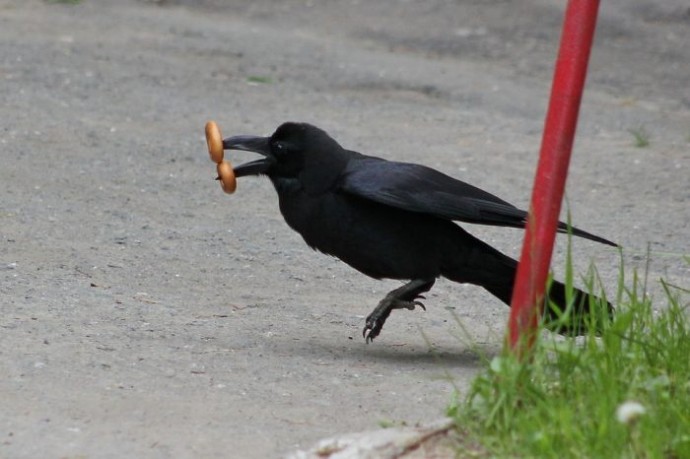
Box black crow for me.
[222,122,615,342]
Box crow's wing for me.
[341,156,528,227]
[340,156,617,246]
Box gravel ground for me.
[1,0,688,457]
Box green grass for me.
[246,75,273,84]
[448,259,690,458]
[629,126,651,147]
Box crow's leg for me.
[363,278,435,343]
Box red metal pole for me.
[507,0,600,354]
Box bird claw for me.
[362,319,380,343]
[363,307,387,343]
[362,298,426,343]
[362,317,389,343]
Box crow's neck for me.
[272,150,352,196]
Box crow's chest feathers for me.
[277,189,352,255]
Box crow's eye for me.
[272,141,286,154]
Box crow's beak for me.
[222,135,275,177]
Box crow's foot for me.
[362,279,435,343]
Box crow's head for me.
[223,122,349,193]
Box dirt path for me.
[1,1,687,457]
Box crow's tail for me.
[443,229,613,336]
[557,221,618,248]
[480,275,614,336]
